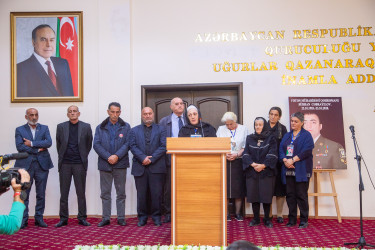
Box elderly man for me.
[15,108,54,228]
[93,102,131,227]
[17,24,74,97]
[55,105,92,227]
[304,113,347,169]
[159,97,187,223]
[130,107,167,227]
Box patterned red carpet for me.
[1,217,374,249]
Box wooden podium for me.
[167,137,231,246]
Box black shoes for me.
[277,217,284,223]
[249,219,260,227]
[154,220,162,227]
[264,220,273,228]
[235,214,244,221]
[137,220,147,227]
[35,219,48,228]
[20,221,28,229]
[227,214,231,221]
[298,222,308,228]
[163,215,171,223]
[55,220,68,228]
[117,219,127,226]
[97,219,110,227]
[286,221,296,227]
[79,219,91,226]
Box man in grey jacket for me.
[159,97,187,223]
[93,102,131,227]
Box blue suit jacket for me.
[159,113,187,167]
[17,55,74,97]
[130,123,166,176]
[14,123,54,171]
[279,128,314,184]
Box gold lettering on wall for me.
[198,25,375,85]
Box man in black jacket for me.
[55,105,92,227]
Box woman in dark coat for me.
[178,104,216,137]
[268,107,288,223]
[242,117,278,228]
[279,112,314,229]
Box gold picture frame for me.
[11,12,83,103]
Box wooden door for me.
[142,83,242,129]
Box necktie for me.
[178,116,183,130]
[45,61,59,93]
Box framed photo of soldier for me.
[10,12,83,103]
[289,97,347,170]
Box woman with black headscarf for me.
[242,117,278,228]
[178,104,216,137]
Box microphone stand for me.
[344,127,375,249]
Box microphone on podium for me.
[199,118,205,137]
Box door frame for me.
[141,82,243,124]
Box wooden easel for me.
[308,169,342,223]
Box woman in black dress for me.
[242,117,278,228]
[178,104,216,137]
[268,107,288,223]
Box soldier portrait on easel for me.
[304,112,347,169]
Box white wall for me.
[131,0,375,217]
[0,0,374,218]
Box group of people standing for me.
[217,108,314,229]
[160,98,314,229]
[13,97,314,231]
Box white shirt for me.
[33,52,57,76]
[28,124,37,147]
[314,134,321,144]
[216,124,249,153]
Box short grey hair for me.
[25,108,37,115]
[221,112,237,123]
[291,112,304,122]
[67,105,79,112]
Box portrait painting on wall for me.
[11,12,83,102]
[289,97,347,170]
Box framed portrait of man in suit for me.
[11,12,83,102]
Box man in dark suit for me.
[17,24,74,97]
[159,97,187,223]
[93,102,131,227]
[15,108,54,228]
[55,105,93,228]
[130,107,167,227]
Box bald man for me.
[55,106,93,227]
[15,108,53,229]
[130,107,167,226]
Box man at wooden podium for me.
[130,107,167,226]
[159,97,187,223]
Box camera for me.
[0,153,30,193]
